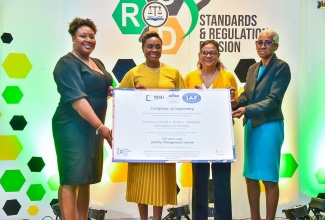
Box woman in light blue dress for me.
[232,29,291,220]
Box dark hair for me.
[198,40,222,69]
[141,31,163,49]
[68,17,97,37]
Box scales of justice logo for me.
[139,0,211,39]
[142,1,169,28]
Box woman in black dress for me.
[52,17,113,219]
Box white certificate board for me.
[112,89,236,163]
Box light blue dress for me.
[243,66,284,183]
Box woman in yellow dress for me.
[118,31,186,220]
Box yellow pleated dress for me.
[118,63,186,206]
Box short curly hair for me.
[259,29,279,44]
[141,31,163,49]
[68,17,97,37]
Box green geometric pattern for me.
[112,0,147,34]
[0,170,26,192]
[47,174,60,191]
[279,153,298,178]
[315,168,325,184]
[2,86,24,104]
[26,184,46,201]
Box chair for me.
[162,205,191,220]
[282,205,311,220]
[308,197,325,220]
[88,208,107,220]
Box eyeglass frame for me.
[255,41,276,47]
[200,50,220,56]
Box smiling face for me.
[198,43,220,69]
[72,25,96,57]
[256,32,278,61]
[142,36,162,67]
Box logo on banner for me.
[317,1,325,8]
[112,0,210,54]
[142,2,168,27]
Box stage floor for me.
[103,218,288,220]
[4,218,289,220]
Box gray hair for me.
[259,29,279,44]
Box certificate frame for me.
[112,88,236,163]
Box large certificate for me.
[112,89,235,163]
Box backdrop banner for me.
[0,0,303,219]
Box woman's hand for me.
[231,99,239,109]
[135,84,146,90]
[227,86,236,100]
[72,99,113,147]
[108,86,114,96]
[232,107,246,118]
[98,125,112,148]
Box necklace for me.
[144,62,161,74]
[201,70,217,85]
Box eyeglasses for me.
[200,50,219,56]
[255,41,275,47]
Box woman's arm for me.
[72,98,112,147]
[244,62,291,119]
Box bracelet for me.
[95,124,104,135]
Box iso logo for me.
[142,2,169,27]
